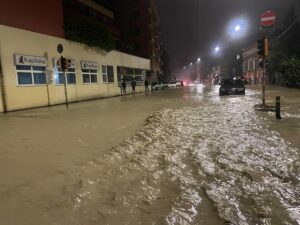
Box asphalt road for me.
[0,85,299,225]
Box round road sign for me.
[57,44,64,54]
[261,11,276,27]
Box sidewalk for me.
[247,85,300,149]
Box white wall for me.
[0,25,150,112]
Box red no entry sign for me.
[261,11,276,27]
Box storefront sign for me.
[15,54,47,67]
[81,61,98,70]
[53,58,76,69]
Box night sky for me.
[155,0,300,74]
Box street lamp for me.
[197,57,201,63]
[190,62,193,66]
[215,46,220,53]
[227,17,248,40]
[235,25,241,32]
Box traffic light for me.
[264,38,269,57]
[60,57,71,71]
[60,56,66,71]
[257,39,265,57]
[257,38,269,57]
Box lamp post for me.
[215,46,220,53]
[197,57,201,83]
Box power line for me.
[270,16,300,44]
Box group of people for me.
[121,78,150,95]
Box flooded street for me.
[0,85,299,225]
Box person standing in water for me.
[144,78,150,93]
[131,78,137,95]
[121,78,126,95]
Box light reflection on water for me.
[69,89,299,225]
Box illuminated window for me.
[52,58,76,85]
[16,65,46,85]
[55,68,76,85]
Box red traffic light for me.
[60,57,71,71]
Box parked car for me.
[152,82,166,90]
[166,81,182,88]
[177,81,184,87]
[219,79,245,96]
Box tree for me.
[280,57,300,87]
[269,6,300,87]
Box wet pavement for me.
[0,85,299,225]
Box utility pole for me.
[61,56,69,107]
[259,11,276,106]
[57,44,70,107]
[257,36,269,106]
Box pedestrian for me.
[144,78,150,93]
[131,78,137,95]
[121,78,126,95]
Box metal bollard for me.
[276,96,281,119]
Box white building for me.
[0,25,150,112]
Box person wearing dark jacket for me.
[121,78,126,95]
[144,79,150,93]
[131,79,137,95]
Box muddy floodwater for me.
[0,85,299,225]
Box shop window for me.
[82,69,98,83]
[126,68,134,75]
[117,66,122,82]
[134,69,142,75]
[16,65,46,85]
[55,68,76,85]
[102,65,114,83]
[116,66,146,86]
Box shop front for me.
[0,25,150,112]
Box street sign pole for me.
[260,11,276,106]
[63,68,69,107]
[262,36,267,106]
[262,67,266,105]
[57,44,69,108]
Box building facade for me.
[116,0,163,82]
[0,0,64,38]
[0,0,152,113]
[242,44,263,85]
[0,25,150,112]
[62,0,120,40]
[63,0,164,82]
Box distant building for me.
[62,0,120,40]
[116,0,163,82]
[242,44,263,84]
[161,49,170,82]
[62,0,164,82]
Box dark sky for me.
[155,0,300,74]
